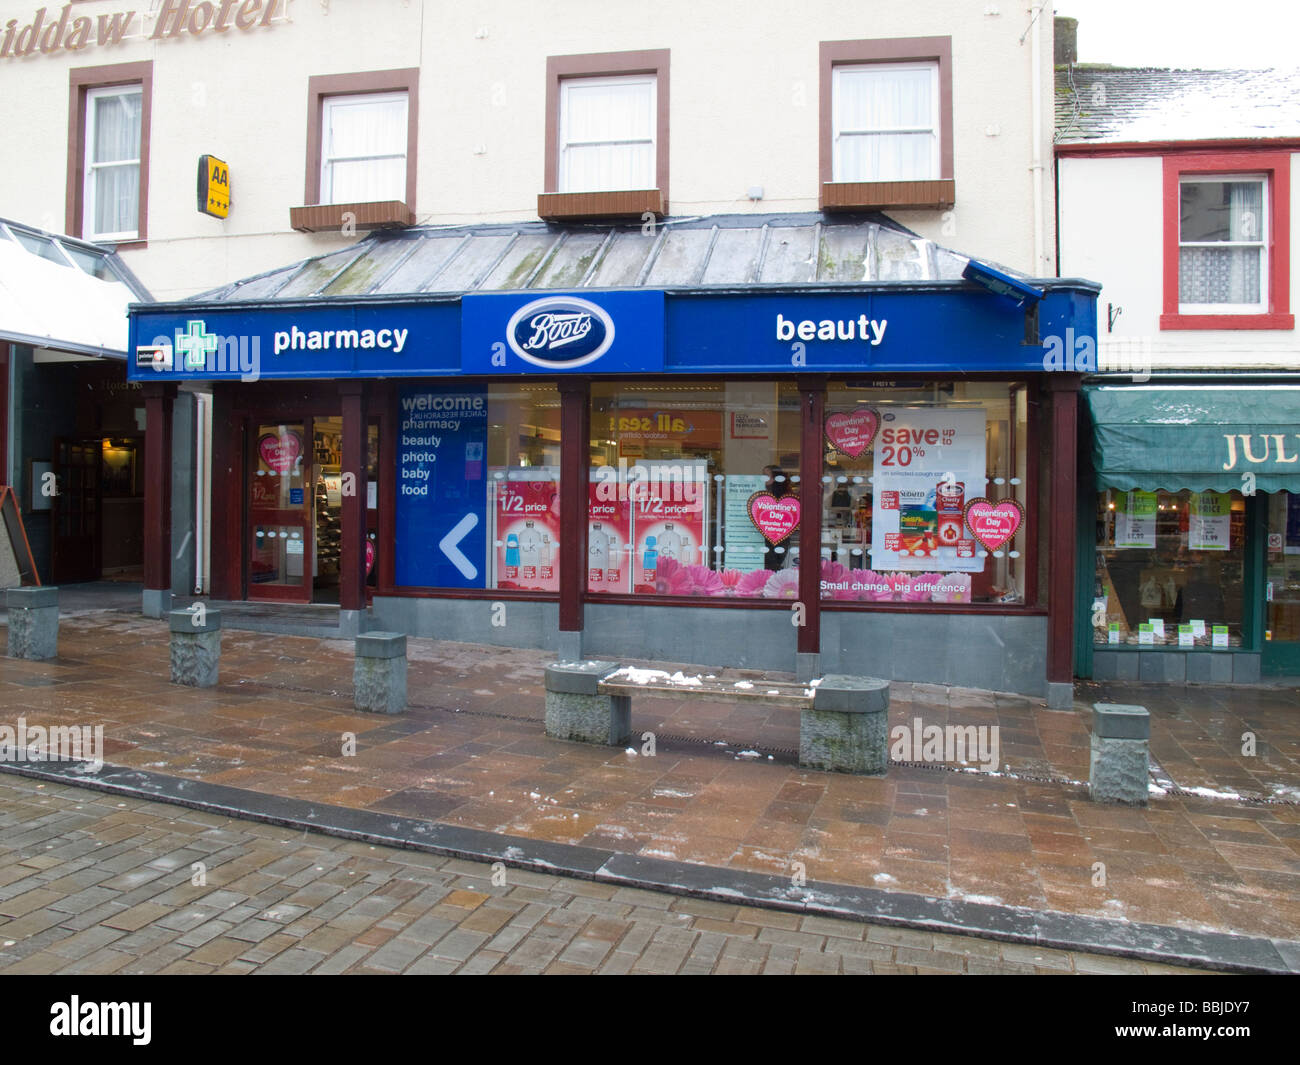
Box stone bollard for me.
[801,675,891,775]
[169,608,222,688]
[544,661,628,746]
[354,632,407,714]
[1090,702,1151,806]
[5,586,60,660]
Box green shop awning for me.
[1086,384,1300,493]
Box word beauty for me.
[274,325,408,354]
[748,493,801,545]
[962,497,1024,553]
[825,409,880,458]
[777,314,887,345]
[1,1,284,61]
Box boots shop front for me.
[128,216,1098,703]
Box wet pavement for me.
[1,775,1204,974]
[1,610,1299,951]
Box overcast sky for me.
[1053,0,1300,69]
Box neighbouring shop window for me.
[1093,489,1245,647]
[587,381,801,598]
[395,383,560,591]
[820,381,1028,604]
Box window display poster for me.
[633,461,709,591]
[1115,490,1157,549]
[870,408,985,572]
[723,474,768,571]
[491,470,560,592]
[395,387,489,588]
[587,482,632,593]
[1188,491,1231,550]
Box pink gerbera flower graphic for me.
[763,568,801,599]
[736,569,775,597]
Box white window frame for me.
[558,74,657,194]
[831,61,940,183]
[83,83,142,242]
[1178,173,1269,315]
[319,90,409,205]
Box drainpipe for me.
[1029,1,1047,273]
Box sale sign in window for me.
[870,409,986,572]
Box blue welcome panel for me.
[127,303,461,381]
[461,291,665,374]
[394,386,489,588]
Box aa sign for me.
[198,154,230,219]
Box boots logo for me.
[507,297,614,368]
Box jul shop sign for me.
[1,0,284,61]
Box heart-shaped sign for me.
[825,409,880,458]
[748,492,801,545]
[963,497,1025,553]
[258,432,301,474]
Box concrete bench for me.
[543,662,889,775]
[1089,702,1150,806]
[5,586,59,660]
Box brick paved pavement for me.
[0,775,1215,975]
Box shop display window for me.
[1093,489,1245,647]
[820,381,1028,604]
[395,383,560,591]
[587,381,802,598]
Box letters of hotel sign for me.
[1,1,286,61]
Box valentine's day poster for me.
[490,469,560,592]
[871,408,986,572]
[588,481,632,593]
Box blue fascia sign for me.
[127,285,1095,382]
[461,290,665,374]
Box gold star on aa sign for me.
[198,154,230,219]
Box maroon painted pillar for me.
[340,382,367,614]
[558,379,590,644]
[141,382,176,616]
[797,379,825,673]
[1045,374,1080,703]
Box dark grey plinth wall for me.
[1092,649,1260,685]
[372,598,1049,697]
[372,596,567,650]
[822,611,1047,696]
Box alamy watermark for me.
[0,717,104,772]
[889,716,1000,772]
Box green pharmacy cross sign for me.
[177,320,218,370]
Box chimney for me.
[1054,16,1078,66]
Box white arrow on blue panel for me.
[439,513,480,580]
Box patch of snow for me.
[766,690,780,695]
[953,892,1004,906]
[653,788,694,799]
[912,808,928,816]
[624,747,637,755]
[733,680,755,690]
[737,750,761,758]
[641,847,678,860]
[1183,784,1242,801]
[872,873,897,884]
[1148,783,1168,797]
[528,791,540,800]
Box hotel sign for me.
[197,154,230,219]
[1,1,286,61]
